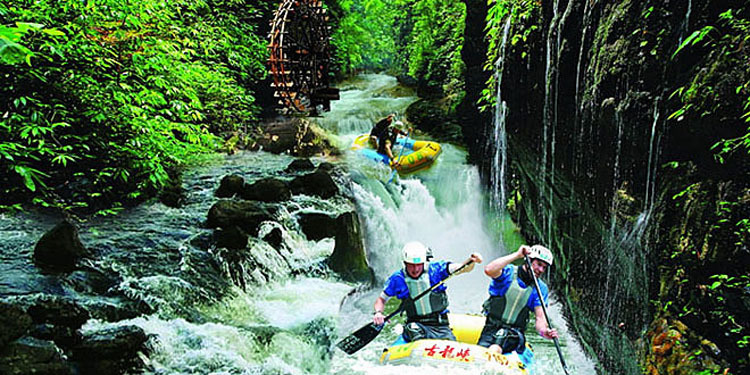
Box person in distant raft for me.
[369,114,410,164]
[373,241,483,342]
[478,244,559,354]
[369,113,395,148]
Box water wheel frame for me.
[268,0,338,114]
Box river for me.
[0,74,596,374]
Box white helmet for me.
[528,245,553,266]
[402,241,428,264]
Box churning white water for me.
[325,74,596,374]
[72,74,595,374]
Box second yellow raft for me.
[351,134,442,174]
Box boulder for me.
[206,200,276,235]
[27,324,79,348]
[240,177,291,202]
[159,170,185,208]
[285,159,315,173]
[215,226,249,250]
[70,325,149,374]
[416,78,444,99]
[317,162,335,173]
[328,212,372,283]
[0,337,72,375]
[298,213,336,241]
[26,295,90,329]
[0,301,32,348]
[396,74,418,87]
[215,174,245,198]
[33,220,89,271]
[71,325,148,360]
[290,170,339,199]
[262,228,283,250]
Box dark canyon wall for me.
[462,0,749,373]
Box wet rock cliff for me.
[462,1,749,373]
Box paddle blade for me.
[336,323,383,355]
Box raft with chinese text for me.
[379,313,533,374]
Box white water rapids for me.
[75,74,596,374]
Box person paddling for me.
[373,241,483,342]
[478,244,559,354]
[369,114,411,165]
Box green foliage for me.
[0,0,266,214]
[406,0,465,88]
[669,9,750,161]
[330,0,397,74]
[698,274,749,349]
[331,0,466,105]
[480,0,538,111]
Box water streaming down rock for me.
[540,0,559,246]
[468,1,735,373]
[489,17,512,214]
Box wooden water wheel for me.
[268,0,339,115]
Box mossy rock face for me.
[327,212,372,283]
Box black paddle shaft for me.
[336,259,474,355]
[524,255,571,375]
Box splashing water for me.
[0,74,596,374]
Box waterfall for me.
[610,110,624,233]
[644,97,661,213]
[490,17,512,213]
[678,0,693,44]
[541,0,561,245]
[574,0,595,181]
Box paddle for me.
[524,255,571,375]
[386,129,411,184]
[336,259,474,355]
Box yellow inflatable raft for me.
[351,134,442,174]
[379,314,532,374]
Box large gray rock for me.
[328,212,372,283]
[262,228,283,250]
[298,213,336,241]
[33,220,89,271]
[215,174,245,198]
[290,170,339,199]
[206,200,277,234]
[0,336,72,375]
[405,99,463,143]
[285,159,315,172]
[71,325,148,360]
[240,177,291,202]
[26,295,90,329]
[0,301,32,348]
[215,225,249,250]
[70,325,149,374]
